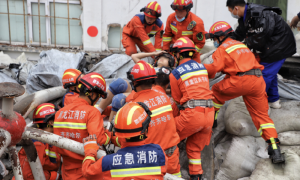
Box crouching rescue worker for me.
[53,72,111,180]
[122,1,164,56]
[13,103,61,180]
[62,69,82,107]
[163,0,206,63]
[205,21,285,164]
[169,37,214,180]
[82,102,167,179]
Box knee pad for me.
[112,93,127,112]
[108,78,128,95]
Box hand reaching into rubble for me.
[290,14,300,29]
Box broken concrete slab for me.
[278,131,300,146]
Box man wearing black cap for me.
[226,0,296,109]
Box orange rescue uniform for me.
[169,58,214,175]
[53,98,111,180]
[204,38,278,141]
[13,140,61,180]
[163,12,206,63]
[122,14,164,56]
[62,92,79,107]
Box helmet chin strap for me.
[87,92,98,105]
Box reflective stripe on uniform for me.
[45,149,57,158]
[53,122,87,129]
[151,105,172,117]
[110,166,161,177]
[83,156,95,163]
[170,24,178,33]
[172,172,182,177]
[143,39,152,45]
[156,49,162,51]
[182,31,193,35]
[104,133,110,145]
[258,123,276,136]
[270,137,278,150]
[189,159,201,165]
[163,37,172,42]
[195,45,202,52]
[148,31,157,35]
[83,141,97,146]
[181,70,208,81]
[225,44,248,54]
[213,102,223,109]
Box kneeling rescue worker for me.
[122,1,164,56]
[204,21,285,164]
[53,72,111,180]
[82,102,167,179]
[169,37,214,180]
[13,103,61,180]
[62,69,82,107]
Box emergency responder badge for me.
[196,32,204,41]
[160,30,164,38]
[187,20,196,30]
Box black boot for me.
[212,110,219,128]
[267,138,285,164]
[190,174,202,180]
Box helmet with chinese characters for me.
[114,102,152,138]
[170,37,196,54]
[33,103,57,124]
[127,61,157,82]
[62,69,82,89]
[205,21,233,39]
[78,72,107,99]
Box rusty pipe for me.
[8,146,24,180]
[0,129,11,157]
[22,127,106,158]
[19,139,46,180]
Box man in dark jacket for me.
[226,0,296,109]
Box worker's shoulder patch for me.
[155,18,163,28]
[187,20,196,30]
[135,14,145,24]
[196,32,204,41]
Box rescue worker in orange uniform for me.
[82,102,167,179]
[169,37,214,180]
[13,103,61,180]
[204,21,285,164]
[126,61,181,178]
[122,1,164,56]
[62,69,82,107]
[53,72,111,180]
[163,0,206,63]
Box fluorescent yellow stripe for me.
[258,123,276,135]
[182,31,193,35]
[181,70,208,81]
[270,137,277,150]
[148,1,154,8]
[104,133,110,145]
[127,106,142,125]
[189,159,201,164]
[178,37,187,43]
[156,49,162,51]
[111,166,161,177]
[211,22,229,32]
[90,75,105,85]
[137,63,145,70]
[143,39,152,45]
[35,105,54,115]
[151,105,172,117]
[154,3,159,11]
[172,172,182,177]
[213,102,223,108]
[149,31,157,35]
[45,150,57,158]
[116,137,121,147]
[53,122,87,129]
[170,24,178,33]
[83,156,95,163]
[181,0,184,4]
[225,44,248,54]
[114,108,122,125]
[195,45,202,52]
[163,37,172,42]
[63,72,76,78]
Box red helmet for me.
[170,37,196,54]
[114,102,152,138]
[171,0,193,11]
[33,103,56,124]
[205,21,233,39]
[62,69,82,89]
[78,72,107,99]
[140,1,161,18]
[127,61,157,82]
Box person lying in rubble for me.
[82,102,168,179]
[204,21,285,164]
[12,103,61,180]
[53,73,111,180]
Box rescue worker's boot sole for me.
[190,174,202,180]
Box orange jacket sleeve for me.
[154,23,164,51]
[102,106,112,117]
[82,154,104,179]
[204,49,225,79]
[132,17,156,52]
[163,16,173,51]
[193,20,206,53]
[87,110,110,146]
[170,97,180,117]
[169,74,182,104]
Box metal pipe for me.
[23,0,26,45]
[38,0,41,46]
[0,129,11,157]
[67,0,70,48]
[22,127,106,159]
[2,97,14,117]
[6,0,11,44]
[8,146,24,180]
[53,0,56,48]
[19,139,46,180]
